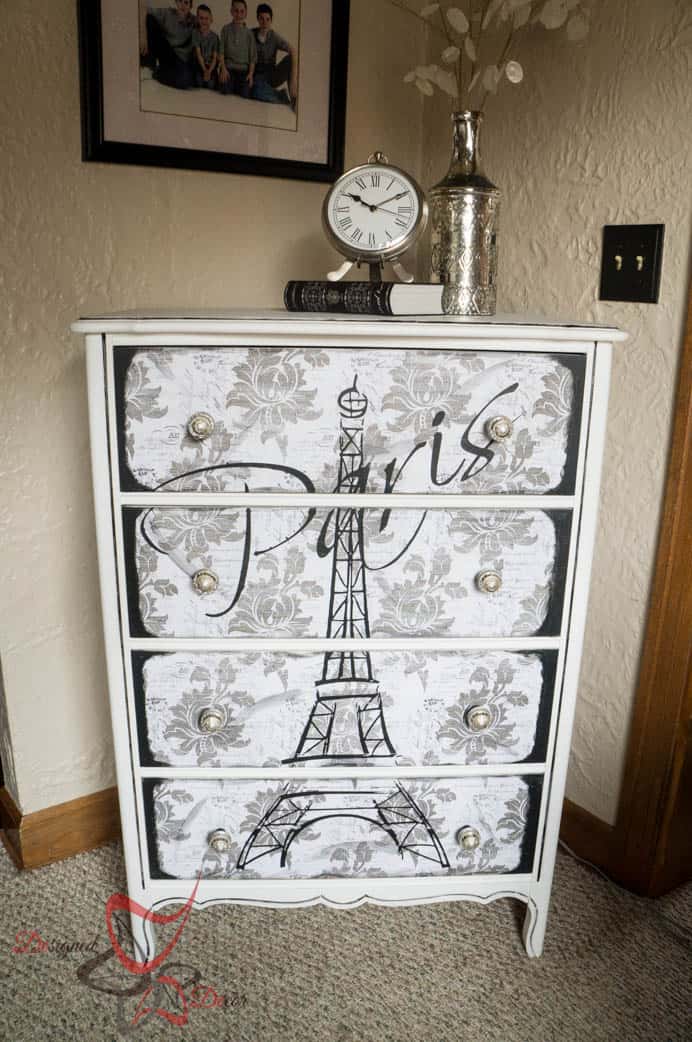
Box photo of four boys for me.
[139,0,298,109]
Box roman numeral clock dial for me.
[330,171,418,252]
[322,154,428,282]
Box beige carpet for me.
[0,839,690,1042]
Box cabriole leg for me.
[522,898,548,958]
[129,911,156,966]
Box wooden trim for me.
[0,786,120,870]
[653,711,692,893]
[609,282,692,895]
[559,283,692,895]
[560,283,692,893]
[560,798,616,870]
[0,786,23,868]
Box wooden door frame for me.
[562,281,692,896]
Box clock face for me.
[325,164,423,258]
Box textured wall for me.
[0,0,424,814]
[419,0,692,823]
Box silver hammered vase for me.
[430,110,500,316]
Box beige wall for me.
[0,0,424,814]
[419,0,691,823]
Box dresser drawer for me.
[125,507,569,639]
[136,650,554,768]
[148,775,540,880]
[117,346,583,495]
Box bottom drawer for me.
[148,775,541,880]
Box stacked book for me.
[284,280,446,316]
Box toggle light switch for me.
[599,224,664,303]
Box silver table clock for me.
[322,152,428,283]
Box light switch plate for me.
[599,224,664,303]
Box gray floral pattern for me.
[436,659,530,763]
[449,510,539,563]
[227,347,326,454]
[382,353,476,434]
[153,782,195,843]
[374,547,466,637]
[512,560,556,636]
[486,427,552,491]
[137,542,176,637]
[122,347,579,494]
[146,508,244,562]
[512,583,552,636]
[533,367,574,436]
[152,776,533,880]
[498,792,531,843]
[158,658,254,766]
[329,842,388,877]
[229,549,323,637]
[125,358,169,424]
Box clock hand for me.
[376,190,410,206]
[345,193,376,211]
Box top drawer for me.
[115,346,585,495]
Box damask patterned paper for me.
[131,507,559,638]
[141,650,546,767]
[151,775,536,880]
[120,347,578,494]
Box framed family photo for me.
[78,0,350,181]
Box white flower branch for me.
[391,0,592,112]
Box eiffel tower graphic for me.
[236,783,449,871]
[284,376,394,763]
[236,376,449,873]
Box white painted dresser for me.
[74,310,625,958]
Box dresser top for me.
[72,308,627,341]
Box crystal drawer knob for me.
[456,826,481,851]
[187,412,215,441]
[485,415,513,442]
[466,704,493,732]
[192,569,218,595]
[198,707,225,733]
[207,829,232,854]
[476,569,502,594]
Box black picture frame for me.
[77,1,350,182]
